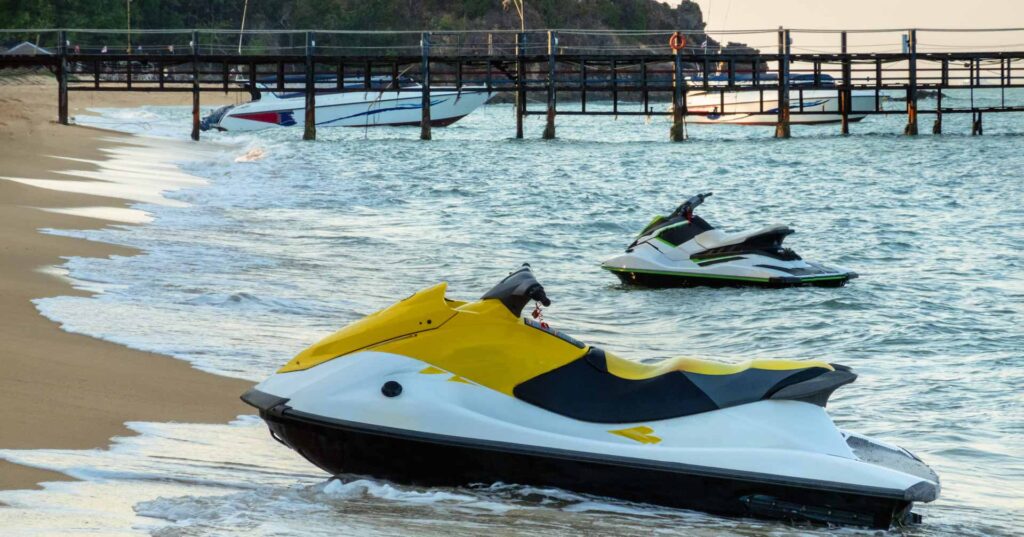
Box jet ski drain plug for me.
[381,381,403,398]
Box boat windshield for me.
[252,75,420,99]
[686,73,835,88]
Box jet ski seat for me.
[513,348,856,424]
[694,225,792,250]
[599,352,832,379]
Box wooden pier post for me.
[972,111,983,135]
[191,30,200,141]
[642,58,650,115]
[904,29,918,136]
[840,31,850,135]
[775,28,791,139]
[420,32,432,140]
[247,62,256,100]
[515,32,525,139]
[57,30,68,125]
[612,59,619,115]
[935,59,947,134]
[542,31,556,140]
[670,48,686,142]
[303,31,316,141]
[580,58,587,112]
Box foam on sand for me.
[1,135,227,209]
[235,147,267,162]
[38,206,154,224]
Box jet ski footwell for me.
[243,387,933,529]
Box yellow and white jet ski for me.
[242,265,937,528]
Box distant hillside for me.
[3,1,759,56]
[4,0,707,34]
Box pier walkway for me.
[2,28,1023,140]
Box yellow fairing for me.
[602,351,833,380]
[278,283,588,395]
[279,280,829,394]
[373,299,588,395]
[278,283,461,373]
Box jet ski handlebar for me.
[481,264,551,317]
[672,192,713,221]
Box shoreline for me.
[0,76,250,491]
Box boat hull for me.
[246,388,915,529]
[678,89,875,125]
[208,89,490,131]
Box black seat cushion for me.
[512,348,832,424]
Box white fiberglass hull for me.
[209,88,490,132]
[248,351,938,509]
[676,89,875,125]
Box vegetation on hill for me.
[2,0,706,33]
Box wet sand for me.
[0,74,248,490]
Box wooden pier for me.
[2,28,1023,140]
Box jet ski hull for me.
[604,267,856,288]
[244,387,923,529]
[244,269,936,529]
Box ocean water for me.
[1,91,1022,536]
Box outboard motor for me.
[200,105,235,131]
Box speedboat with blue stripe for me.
[201,75,490,132]
[602,193,857,287]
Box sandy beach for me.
[0,73,248,490]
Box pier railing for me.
[2,28,1023,140]
[6,27,1024,55]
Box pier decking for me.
[2,28,1023,140]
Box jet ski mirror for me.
[481,264,551,317]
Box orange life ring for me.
[669,32,687,52]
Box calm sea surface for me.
[1,93,1021,536]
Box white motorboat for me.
[201,76,491,132]
[673,73,875,125]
